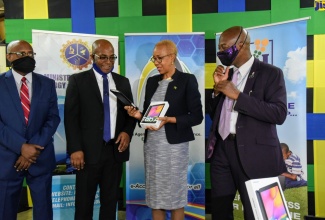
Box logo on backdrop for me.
[252,38,273,65]
[60,39,92,70]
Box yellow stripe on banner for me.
[205,63,217,89]
[314,87,325,113]
[314,140,325,216]
[166,0,192,32]
[24,0,48,19]
[313,59,325,88]
[314,34,325,60]
[306,60,314,88]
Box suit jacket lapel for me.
[243,58,259,94]
[88,69,102,104]
[4,70,25,124]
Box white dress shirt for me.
[12,69,33,101]
[229,55,254,134]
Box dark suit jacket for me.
[0,70,60,179]
[64,69,136,164]
[143,70,203,144]
[208,58,287,179]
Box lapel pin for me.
[174,86,177,90]
[249,72,255,79]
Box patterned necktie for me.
[20,77,30,125]
[218,70,239,140]
[102,74,111,142]
[206,70,239,159]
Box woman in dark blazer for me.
[125,40,203,220]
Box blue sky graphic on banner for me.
[216,19,308,218]
[125,33,205,220]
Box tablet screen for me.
[256,182,289,220]
[141,104,165,124]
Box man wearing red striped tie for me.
[0,40,60,220]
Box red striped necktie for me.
[20,77,30,124]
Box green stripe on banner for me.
[119,0,142,17]
[193,11,271,39]
[5,19,72,42]
[307,164,314,192]
[96,16,167,39]
[71,0,95,34]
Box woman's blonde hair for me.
[155,40,178,56]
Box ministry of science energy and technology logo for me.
[60,39,92,70]
[252,38,273,65]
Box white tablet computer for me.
[140,101,169,129]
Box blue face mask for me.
[217,27,247,66]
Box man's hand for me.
[116,132,130,152]
[21,143,44,163]
[14,156,32,171]
[70,151,85,170]
[124,106,142,120]
[217,80,241,100]
[213,66,229,84]
[213,66,240,100]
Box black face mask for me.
[11,56,36,74]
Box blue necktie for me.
[102,74,111,142]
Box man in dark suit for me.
[64,39,136,220]
[0,40,60,220]
[207,26,287,219]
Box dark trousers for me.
[0,172,53,220]
[74,142,122,220]
[210,135,254,220]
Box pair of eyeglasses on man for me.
[150,53,174,63]
[9,52,36,57]
[93,54,118,62]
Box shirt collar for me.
[236,56,254,77]
[12,69,32,84]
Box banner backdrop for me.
[125,33,205,220]
[215,18,308,219]
[32,30,119,219]
[32,30,118,169]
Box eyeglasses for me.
[93,54,117,62]
[9,52,36,57]
[150,54,173,63]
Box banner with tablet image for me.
[215,18,308,219]
[125,33,205,220]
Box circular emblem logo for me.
[60,39,92,70]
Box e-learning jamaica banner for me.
[215,18,308,219]
[32,30,119,219]
[125,33,205,220]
